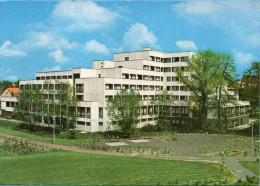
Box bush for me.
[140,124,158,132]
[0,120,19,129]
[15,123,62,135]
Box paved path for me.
[225,160,255,181]
[0,132,257,182]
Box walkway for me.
[225,160,255,181]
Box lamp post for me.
[250,120,254,156]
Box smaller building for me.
[0,88,19,118]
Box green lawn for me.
[0,151,235,185]
[239,161,259,176]
[0,119,91,146]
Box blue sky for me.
[0,0,259,81]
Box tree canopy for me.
[106,89,142,136]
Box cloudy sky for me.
[0,1,259,81]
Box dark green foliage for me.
[235,176,259,185]
[15,123,62,135]
[240,61,260,118]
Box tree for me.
[240,61,260,117]
[55,81,78,130]
[177,49,221,128]
[152,90,173,130]
[14,84,45,124]
[106,89,142,136]
[0,80,13,90]
[211,53,238,130]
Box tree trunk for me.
[217,86,222,131]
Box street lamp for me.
[250,120,254,156]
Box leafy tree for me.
[211,53,238,130]
[177,49,221,128]
[152,90,173,130]
[240,61,259,117]
[14,84,45,124]
[55,81,78,130]
[106,89,142,136]
[0,80,13,90]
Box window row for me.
[122,73,163,81]
[36,75,73,80]
[149,56,188,63]
[105,95,189,101]
[6,101,17,108]
[143,66,188,72]
[105,84,164,91]
[167,86,189,91]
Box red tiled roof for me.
[7,88,19,96]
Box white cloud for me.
[247,33,260,47]
[52,1,121,31]
[43,65,61,72]
[6,76,18,81]
[0,40,26,57]
[85,40,109,54]
[31,32,78,50]
[233,49,253,65]
[123,23,157,50]
[176,40,197,51]
[48,49,69,63]
[172,1,260,46]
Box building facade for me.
[18,48,249,131]
[0,88,19,118]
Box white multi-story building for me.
[18,47,250,131]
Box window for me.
[76,95,83,101]
[172,77,179,81]
[164,58,171,63]
[155,67,160,72]
[167,86,171,91]
[6,102,10,107]
[156,57,160,62]
[164,67,171,72]
[143,85,148,90]
[130,85,136,90]
[137,85,142,90]
[122,84,129,90]
[99,122,103,126]
[180,86,188,91]
[87,122,91,126]
[172,57,179,62]
[172,67,177,72]
[143,65,149,70]
[77,121,85,125]
[76,84,84,93]
[150,56,155,61]
[172,96,179,101]
[122,73,129,79]
[137,75,142,80]
[155,76,160,81]
[86,107,91,118]
[114,84,121,90]
[68,75,72,79]
[181,56,188,62]
[105,96,113,101]
[74,74,80,78]
[172,86,179,91]
[51,76,56,79]
[62,76,67,79]
[125,57,129,61]
[143,75,149,80]
[36,77,40,80]
[149,86,154,90]
[180,96,188,101]
[149,76,154,81]
[77,107,85,118]
[99,107,103,118]
[57,76,61,79]
[105,84,113,90]
[130,74,136,80]
[167,77,171,82]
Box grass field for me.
[239,161,259,176]
[0,151,235,185]
[0,119,91,146]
